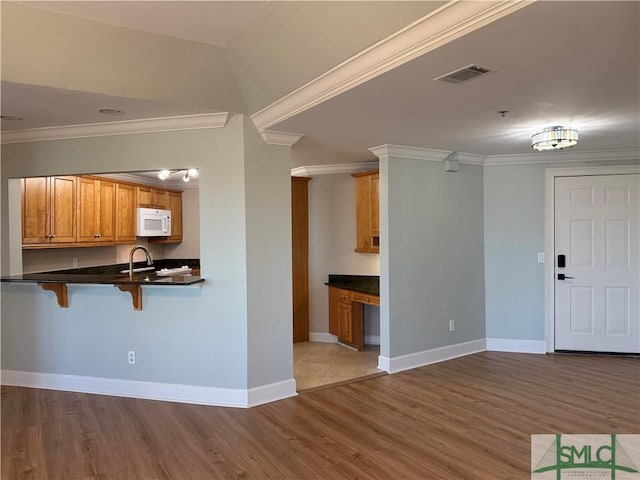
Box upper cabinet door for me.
[97,179,116,242]
[22,177,50,244]
[76,176,99,243]
[77,177,115,243]
[352,169,380,253]
[49,176,77,243]
[115,183,137,243]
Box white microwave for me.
[136,208,171,237]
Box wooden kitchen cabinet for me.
[76,176,116,244]
[328,286,364,350]
[22,175,183,248]
[22,176,77,246]
[352,169,379,253]
[137,186,167,208]
[149,191,183,243]
[115,183,137,243]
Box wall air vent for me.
[434,64,492,84]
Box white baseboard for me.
[378,338,486,374]
[247,379,298,407]
[486,338,547,354]
[309,332,380,345]
[1,370,297,408]
[309,332,338,343]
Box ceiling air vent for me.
[434,64,492,84]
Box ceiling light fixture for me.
[98,108,125,116]
[157,168,199,182]
[532,126,579,151]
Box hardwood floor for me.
[2,352,638,479]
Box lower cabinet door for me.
[338,303,353,343]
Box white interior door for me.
[554,174,639,353]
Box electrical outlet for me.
[449,319,455,332]
[72,258,78,268]
[128,351,136,364]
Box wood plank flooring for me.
[2,352,638,479]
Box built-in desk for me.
[325,275,379,350]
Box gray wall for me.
[1,115,293,391]
[382,157,485,358]
[483,159,640,342]
[243,116,294,388]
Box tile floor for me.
[293,341,383,391]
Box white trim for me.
[309,332,338,343]
[369,144,485,164]
[0,113,230,144]
[485,148,640,166]
[365,335,381,346]
[291,162,378,177]
[486,338,546,354]
[251,0,531,131]
[246,379,298,407]
[368,144,639,166]
[377,339,486,374]
[260,130,304,147]
[544,164,640,353]
[0,370,297,408]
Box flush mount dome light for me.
[532,126,578,151]
[98,108,125,116]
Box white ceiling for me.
[23,1,268,47]
[2,1,639,163]
[280,1,640,161]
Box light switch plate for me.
[537,252,545,263]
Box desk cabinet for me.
[328,286,377,350]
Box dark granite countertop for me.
[325,274,379,296]
[1,259,204,286]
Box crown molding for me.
[260,130,304,147]
[251,0,532,131]
[291,162,378,177]
[369,144,449,161]
[0,113,230,144]
[369,144,486,165]
[484,148,640,165]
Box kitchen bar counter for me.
[1,258,203,286]
[0,272,204,286]
[325,274,379,296]
[1,259,204,310]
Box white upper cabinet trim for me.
[251,0,532,132]
[1,113,230,144]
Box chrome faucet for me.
[128,245,153,281]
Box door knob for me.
[557,273,574,280]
